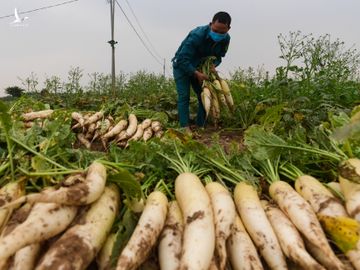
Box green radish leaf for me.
[109,209,139,268]
[0,101,12,132]
[108,169,142,199]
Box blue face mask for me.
[209,30,228,42]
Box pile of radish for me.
[0,159,360,269]
[20,109,164,150]
[71,111,164,150]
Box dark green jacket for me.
[172,24,230,79]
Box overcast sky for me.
[0,0,359,96]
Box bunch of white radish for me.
[199,57,235,127]
[21,109,54,129]
[71,111,164,150]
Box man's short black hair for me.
[212,11,231,27]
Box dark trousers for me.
[174,73,206,127]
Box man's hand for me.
[194,70,209,84]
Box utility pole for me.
[108,0,117,97]
[163,58,166,77]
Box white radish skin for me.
[22,110,54,121]
[85,123,96,140]
[158,201,184,270]
[227,215,264,270]
[87,122,97,135]
[0,182,25,232]
[219,79,234,111]
[103,120,128,139]
[9,243,41,270]
[71,112,84,127]
[0,204,33,269]
[151,121,162,133]
[77,133,91,149]
[269,181,345,270]
[84,111,104,126]
[261,200,325,270]
[127,124,144,143]
[201,88,212,117]
[295,176,360,269]
[304,240,348,270]
[155,130,164,138]
[116,191,168,270]
[295,175,348,217]
[175,172,215,270]
[36,184,120,270]
[141,119,152,130]
[124,114,138,138]
[234,182,287,270]
[115,130,127,143]
[210,89,220,121]
[0,202,77,261]
[2,161,107,208]
[143,127,153,142]
[339,158,360,221]
[97,233,116,270]
[205,182,236,270]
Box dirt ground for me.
[194,127,245,153]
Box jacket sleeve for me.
[174,33,201,76]
[214,38,230,67]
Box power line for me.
[0,0,80,20]
[115,0,163,67]
[123,0,163,62]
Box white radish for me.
[143,127,153,142]
[201,87,212,117]
[97,233,116,270]
[155,130,164,138]
[116,191,168,270]
[175,172,215,270]
[9,243,41,270]
[0,202,77,261]
[151,120,162,133]
[295,175,348,217]
[205,182,235,270]
[35,184,120,270]
[125,114,138,138]
[2,161,106,208]
[158,201,184,270]
[141,119,152,130]
[84,111,104,126]
[339,158,360,221]
[0,203,33,269]
[227,215,264,270]
[77,133,91,149]
[261,200,325,270]
[22,110,54,121]
[127,124,144,143]
[219,79,234,111]
[0,182,25,232]
[71,112,85,127]
[269,180,345,269]
[234,182,287,270]
[294,175,360,269]
[115,130,128,143]
[103,119,128,139]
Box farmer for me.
[172,11,231,133]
